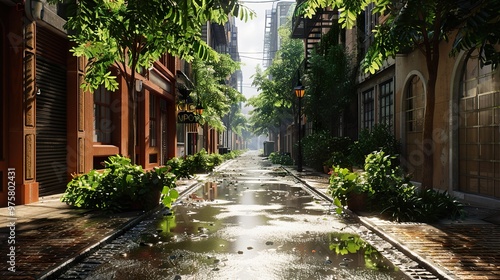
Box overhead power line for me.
[240,0,288,3]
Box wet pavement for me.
[60,158,409,280]
[1,150,500,279]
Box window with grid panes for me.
[362,88,374,130]
[459,49,500,198]
[379,79,394,129]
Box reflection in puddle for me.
[88,181,408,279]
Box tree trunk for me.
[128,73,137,165]
[421,43,440,190]
[421,75,435,190]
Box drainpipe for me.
[25,0,66,34]
[24,0,43,22]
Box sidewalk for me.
[288,166,500,280]
[0,176,204,280]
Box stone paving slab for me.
[361,217,500,280]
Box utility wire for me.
[240,0,288,3]
[239,55,272,61]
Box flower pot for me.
[323,166,330,174]
[347,192,367,212]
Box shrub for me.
[329,150,464,222]
[348,123,401,167]
[184,149,211,173]
[167,149,244,178]
[166,157,191,179]
[268,152,294,166]
[62,155,177,211]
[302,131,352,171]
[382,189,465,222]
[208,153,224,167]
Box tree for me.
[191,53,245,131]
[306,28,357,134]
[298,0,500,190]
[56,0,254,163]
[248,24,303,149]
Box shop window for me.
[93,85,112,143]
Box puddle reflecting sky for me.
[88,177,408,280]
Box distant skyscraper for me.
[263,1,294,68]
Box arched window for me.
[458,49,500,198]
[406,75,425,133]
[404,75,425,182]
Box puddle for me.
[86,180,408,279]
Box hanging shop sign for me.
[177,111,198,123]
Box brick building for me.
[0,1,181,206]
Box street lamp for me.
[195,101,204,115]
[294,78,305,172]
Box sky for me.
[235,1,276,99]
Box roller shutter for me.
[36,27,68,196]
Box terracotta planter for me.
[347,192,367,212]
[323,166,330,174]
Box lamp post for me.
[195,100,204,116]
[294,78,305,172]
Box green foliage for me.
[222,149,244,160]
[329,151,464,222]
[184,149,214,173]
[348,123,400,167]
[192,54,246,131]
[166,149,244,178]
[248,21,303,137]
[302,131,352,171]
[208,153,225,167]
[329,166,368,215]
[268,152,294,166]
[58,0,255,92]
[363,151,406,194]
[298,0,500,73]
[61,170,106,209]
[166,157,191,179]
[328,232,366,255]
[306,32,357,133]
[382,188,466,223]
[62,155,177,211]
[328,232,393,271]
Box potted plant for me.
[328,166,371,213]
[323,157,334,174]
